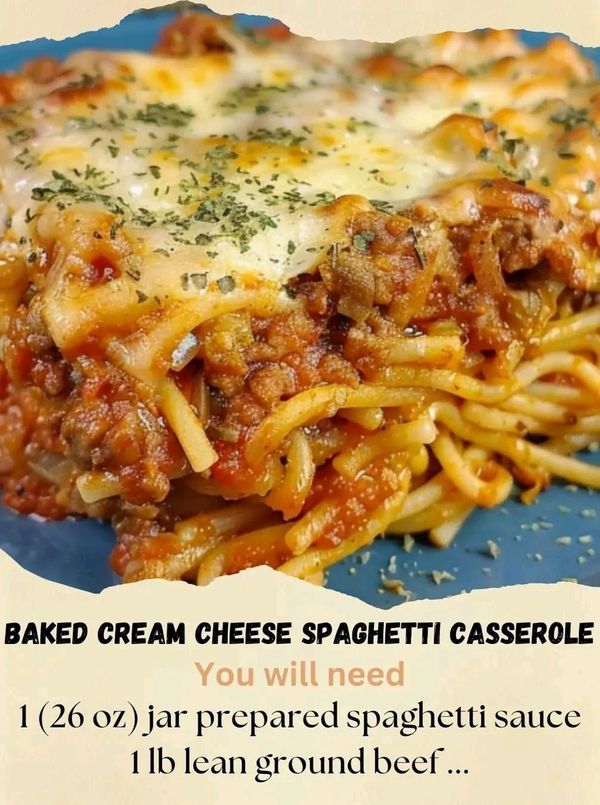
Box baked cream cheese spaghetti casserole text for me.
[0,12,599,584]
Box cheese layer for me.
[0,24,598,364]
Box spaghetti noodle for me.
[0,12,599,585]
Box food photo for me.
[0,6,599,603]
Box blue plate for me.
[1,9,599,605]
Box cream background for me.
[0,1,599,801]
[0,0,598,46]
[1,551,599,802]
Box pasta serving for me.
[0,12,599,585]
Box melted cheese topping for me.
[0,23,599,367]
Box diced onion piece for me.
[76,471,121,504]
[170,332,200,371]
